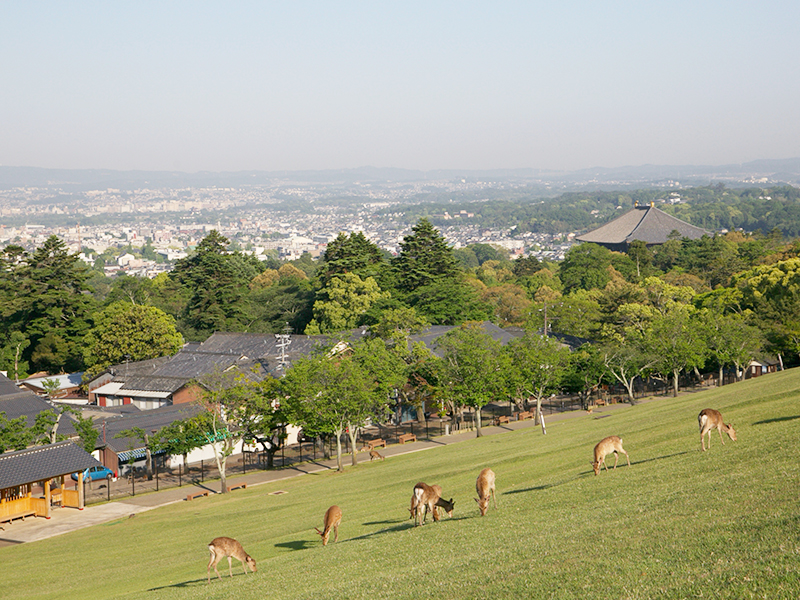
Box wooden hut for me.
[0,441,102,525]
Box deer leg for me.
[622,449,630,467]
[612,451,619,469]
[207,551,217,583]
[718,427,725,445]
[491,488,497,508]
[333,523,339,543]
[228,556,233,578]
[211,554,223,581]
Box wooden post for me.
[77,473,85,509]
[44,479,51,519]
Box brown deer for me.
[314,505,342,546]
[408,484,443,520]
[412,482,454,526]
[698,408,737,451]
[591,436,630,475]
[369,449,385,461]
[207,537,256,583]
[474,468,497,516]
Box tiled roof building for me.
[576,204,710,251]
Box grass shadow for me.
[505,451,693,494]
[363,519,399,526]
[274,539,314,551]
[345,521,412,541]
[148,577,208,591]
[630,451,690,465]
[753,415,800,425]
[504,475,582,495]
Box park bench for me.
[0,510,37,525]
[226,483,247,493]
[186,491,210,501]
[366,439,386,450]
[398,433,416,444]
[518,411,533,421]
[595,398,606,407]
[495,415,510,425]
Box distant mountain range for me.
[1,158,799,191]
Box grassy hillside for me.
[4,371,800,600]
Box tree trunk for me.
[212,438,231,493]
[623,377,637,404]
[692,365,703,385]
[347,423,359,466]
[475,407,483,437]
[672,369,680,397]
[334,427,344,472]
[718,365,724,386]
[144,433,153,480]
[534,395,543,426]
[319,436,331,461]
[49,411,64,444]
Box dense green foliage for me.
[81,301,184,380]
[4,186,800,383]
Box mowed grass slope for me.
[4,370,800,600]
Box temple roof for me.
[576,204,710,247]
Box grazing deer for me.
[369,449,385,461]
[591,436,630,475]
[207,537,256,583]
[412,482,454,526]
[409,484,444,520]
[698,409,737,451]
[314,505,342,546]
[474,468,497,516]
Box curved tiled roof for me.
[577,205,709,245]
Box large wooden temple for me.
[576,203,710,252]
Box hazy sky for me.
[2,1,799,173]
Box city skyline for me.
[3,2,799,174]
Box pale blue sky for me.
[2,1,799,173]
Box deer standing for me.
[474,468,497,516]
[314,505,342,546]
[591,436,630,475]
[408,484,444,520]
[207,537,256,583]
[369,449,385,461]
[698,408,737,451]
[412,482,454,526]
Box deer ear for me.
[474,498,479,503]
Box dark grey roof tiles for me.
[577,205,709,245]
[96,403,205,452]
[0,441,101,489]
[0,373,58,426]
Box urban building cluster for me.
[0,180,576,277]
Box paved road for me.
[0,404,611,547]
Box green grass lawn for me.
[4,371,800,600]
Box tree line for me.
[3,211,800,476]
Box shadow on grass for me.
[503,475,582,495]
[363,519,400,526]
[753,415,800,425]
[148,577,210,591]
[275,539,314,550]
[504,451,692,494]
